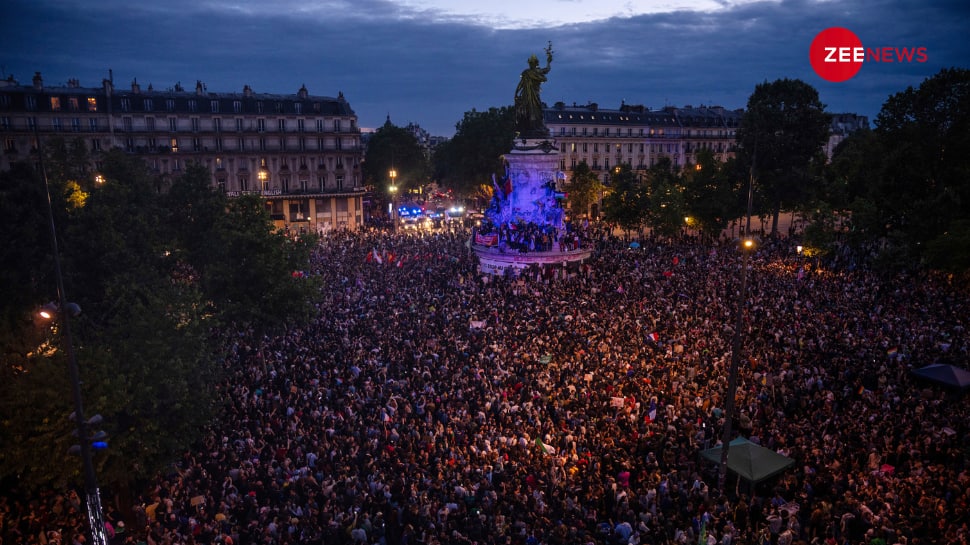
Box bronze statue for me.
[514,42,553,138]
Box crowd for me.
[3,223,969,545]
[474,219,584,253]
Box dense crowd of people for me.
[3,223,969,545]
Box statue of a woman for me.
[514,42,553,138]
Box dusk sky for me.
[2,0,968,136]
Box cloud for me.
[1,0,967,135]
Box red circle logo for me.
[809,27,864,82]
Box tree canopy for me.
[0,145,319,494]
[432,107,515,199]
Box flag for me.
[887,347,898,358]
[647,400,658,422]
[647,332,659,343]
[535,436,554,455]
[365,251,373,263]
[504,174,513,197]
[797,268,805,280]
[672,256,679,265]
[372,248,382,264]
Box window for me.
[294,103,302,114]
[166,99,175,111]
[169,118,177,131]
[120,98,130,112]
[125,137,134,152]
[236,118,243,132]
[210,100,219,113]
[51,97,62,111]
[279,136,286,151]
[317,176,326,190]
[193,138,202,152]
[144,98,153,111]
[148,137,157,150]
[27,116,36,130]
[239,176,249,192]
[237,137,245,151]
[582,128,587,136]
[87,97,98,112]
[299,137,306,151]
[215,157,223,170]
[336,175,344,190]
[259,137,266,151]
[173,159,181,171]
[51,118,61,130]
[560,127,565,135]
[316,120,324,132]
[69,97,79,111]
[275,102,283,114]
[256,101,264,114]
[0,116,9,130]
[191,118,200,132]
[214,118,221,132]
[582,143,588,152]
[569,143,576,152]
[71,118,80,132]
[170,137,179,152]
[89,119,98,131]
[123,117,132,132]
[297,119,305,132]
[333,119,341,132]
[92,138,102,151]
[335,138,342,150]
[26,96,37,110]
[593,143,599,153]
[592,128,597,136]
[146,117,155,131]
[215,138,223,151]
[257,119,265,132]
[188,100,197,112]
[233,100,241,113]
[278,119,286,132]
[4,138,16,152]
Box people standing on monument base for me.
[5,224,968,545]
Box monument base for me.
[473,244,592,276]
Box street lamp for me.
[388,169,398,231]
[717,140,758,494]
[36,133,109,545]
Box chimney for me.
[196,80,204,95]
[243,84,253,98]
[132,78,141,94]
[32,72,43,90]
[298,84,308,99]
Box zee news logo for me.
[809,27,929,82]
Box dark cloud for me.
[2,0,967,135]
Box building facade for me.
[0,72,366,233]
[544,101,744,184]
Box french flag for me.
[647,332,659,343]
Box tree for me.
[602,164,647,235]
[0,148,321,495]
[566,161,604,219]
[683,149,744,240]
[432,107,515,198]
[737,78,831,236]
[641,158,688,239]
[363,119,430,197]
[868,68,970,271]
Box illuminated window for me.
[86,97,97,112]
[50,97,61,111]
[69,97,79,111]
[170,137,179,152]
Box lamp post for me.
[36,135,109,545]
[717,144,757,494]
[388,169,398,232]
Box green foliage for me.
[602,164,647,233]
[738,78,831,235]
[683,149,744,240]
[641,158,689,238]
[0,146,319,494]
[822,68,970,271]
[363,119,430,195]
[432,107,515,198]
[566,161,604,218]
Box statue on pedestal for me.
[514,42,553,139]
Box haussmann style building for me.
[0,72,366,233]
